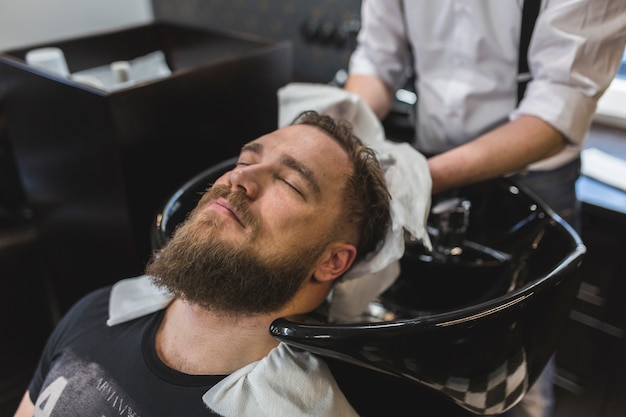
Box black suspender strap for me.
[517,0,541,105]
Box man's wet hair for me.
[292,110,391,260]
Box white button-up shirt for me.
[349,0,626,170]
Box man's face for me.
[147,124,354,314]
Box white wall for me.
[0,0,154,51]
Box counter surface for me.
[577,123,626,220]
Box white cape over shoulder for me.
[204,342,359,417]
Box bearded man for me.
[14,111,391,417]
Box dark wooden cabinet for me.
[554,124,626,417]
[0,22,292,414]
[0,22,292,314]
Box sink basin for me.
[271,180,585,415]
[381,237,513,316]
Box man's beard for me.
[146,184,328,315]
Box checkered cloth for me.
[427,349,528,415]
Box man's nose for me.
[228,166,260,198]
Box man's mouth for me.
[209,197,246,228]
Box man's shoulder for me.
[66,285,112,317]
[51,285,113,338]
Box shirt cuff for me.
[510,79,598,147]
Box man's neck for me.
[155,298,281,375]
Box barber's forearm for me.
[344,74,394,120]
[428,115,567,194]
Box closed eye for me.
[275,174,305,198]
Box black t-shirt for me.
[29,286,226,417]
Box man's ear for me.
[313,242,358,283]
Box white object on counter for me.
[71,50,171,92]
[25,47,70,76]
[581,147,626,192]
[111,60,133,88]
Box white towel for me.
[106,274,173,326]
[203,343,359,417]
[278,83,432,322]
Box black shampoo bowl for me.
[152,159,585,416]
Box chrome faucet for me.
[430,197,472,259]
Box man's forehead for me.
[245,125,330,155]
